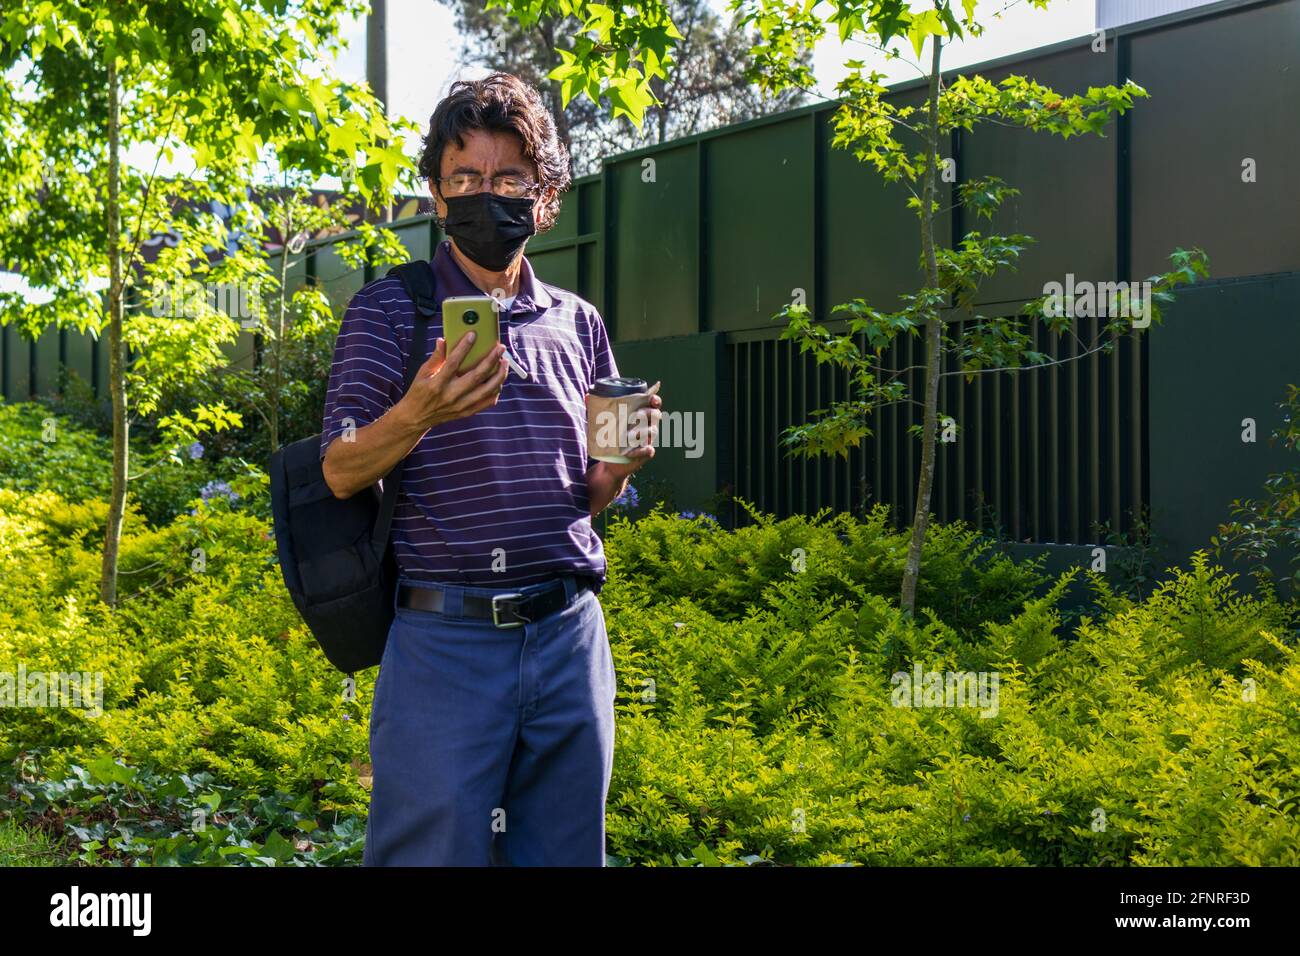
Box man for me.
[319,72,662,866]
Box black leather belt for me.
[396,575,591,628]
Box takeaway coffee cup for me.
[587,376,660,463]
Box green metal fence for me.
[727,314,1146,544]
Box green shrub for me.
[0,398,265,528]
[601,560,1299,865]
[603,502,1048,639]
[0,480,371,864]
[140,320,338,468]
[2,407,1298,866]
[0,401,112,503]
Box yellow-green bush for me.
[1,406,1298,865]
[597,511,1298,865]
[0,486,371,821]
[604,503,1046,638]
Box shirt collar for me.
[431,239,553,314]
[515,254,554,312]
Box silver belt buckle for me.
[491,592,527,628]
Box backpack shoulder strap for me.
[371,261,435,554]
[387,260,439,323]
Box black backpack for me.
[268,261,434,673]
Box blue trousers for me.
[363,575,616,866]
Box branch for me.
[841,35,930,82]
[942,336,1119,378]
[122,98,186,272]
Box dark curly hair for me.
[418,73,571,233]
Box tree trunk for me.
[653,74,667,144]
[539,18,573,169]
[549,73,573,167]
[270,201,291,453]
[899,36,944,616]
[99,56,128,607]
[367,0,390,221]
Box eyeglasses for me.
[435,173,540,199]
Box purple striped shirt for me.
[319,239,619,588]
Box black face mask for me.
[441,191,537,271]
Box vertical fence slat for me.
[1111,331,1123,533]
[1029,320,1041,541]
[1050,331,1061,542]
[1132,332,1145,532]
[1089,315,1102,538]
[955,319,966,525]
[975,367,986,530]
[1011,354,1022,541]
[785,337,794,519]
[799,340,808,515]
[872,334,883,518]
[1068,330,1080,542]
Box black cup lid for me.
[591,376,647,397]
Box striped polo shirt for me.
[319,239,619,589]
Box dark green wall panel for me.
[1148,273,1300,568]
[528,247,578,298]
[705,118,815,334]
[577,241,603,320]
[609,144,698,341]
[1130,0,1300,280]
[958,45,1117,306]
[546,181,579,242]
[224,328,257,370]
[822,90,944,314]
[577,179,602,235]
[63,326,94,388]
[2,326,30,400]
[392,219,432,263]
[34,325,60,396]
[315,245,364,318]
[605,332,727,511]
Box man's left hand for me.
[603,387,662,478]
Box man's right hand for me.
[397,331,510,433]
[322,331,509,500]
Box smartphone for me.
[441,295,500,374]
